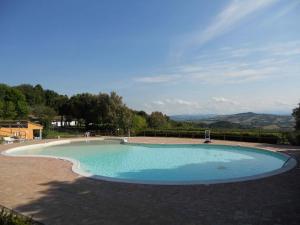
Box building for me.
[0,120,43,140]
[51,116,77,127]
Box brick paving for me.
[0,137,299,225]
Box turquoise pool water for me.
[8,141,289,184]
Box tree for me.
[32,105,57,136]
[117,106,133,135]
[0,100,3,118]
[68,93,98,127]
[15,84,45,106]
[132,114,147,132]
[44,91,70,126]
[106,92,123,129]
[66,92,127,131]
[94,92,127,131]
[136,110,149,119]
[1,83,175,135]
[292,103,300,130]
[96,93,112,126]
[148,111,169,128]
[0,84,29,119]
[44,90,59,108]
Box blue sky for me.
[0,0,300,115]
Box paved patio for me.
[0,137,299,225]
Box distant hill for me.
[170,112,295,130]
[170,114,216,121]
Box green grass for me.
[45,129,82,139]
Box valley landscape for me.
[171,112,295,130]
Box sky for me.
[0,0,300,115]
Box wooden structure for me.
[0,120,43,140]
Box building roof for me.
[0,120,43,129]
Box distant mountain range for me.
[170,112,295,130]
[170,114,217,121]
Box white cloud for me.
[276,0,300,17]
[261,0,300,25]
[219,41,300,58]
[134,41,300,85]
[152,99,201,107]
[274,100,295,108]
[212,97,239,105]
[147,99,202,114]
[177,0,277,56]
[146,98,244,115]
[134,74,181,83]
[129,1,300,115]
[142,96,297,115]
[188,66,280,84]
[152,100,165,105]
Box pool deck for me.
[0,137,300,225]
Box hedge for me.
[135,129,284,144]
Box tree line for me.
[1,83,300,142]
[0,83,170,136]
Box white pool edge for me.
[1,139,297,185]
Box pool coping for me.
[1,138,298,185]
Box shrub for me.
[286,132,300,146]
[136,129,283,144]
[0,208,36,225]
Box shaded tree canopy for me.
[67,92,135,133]
[148,111,169,128]
[292,103,300,130]
[15,84,45,106]
[32,105,56,129]
[0,84,29,119]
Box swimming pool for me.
[4,140,296,184]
